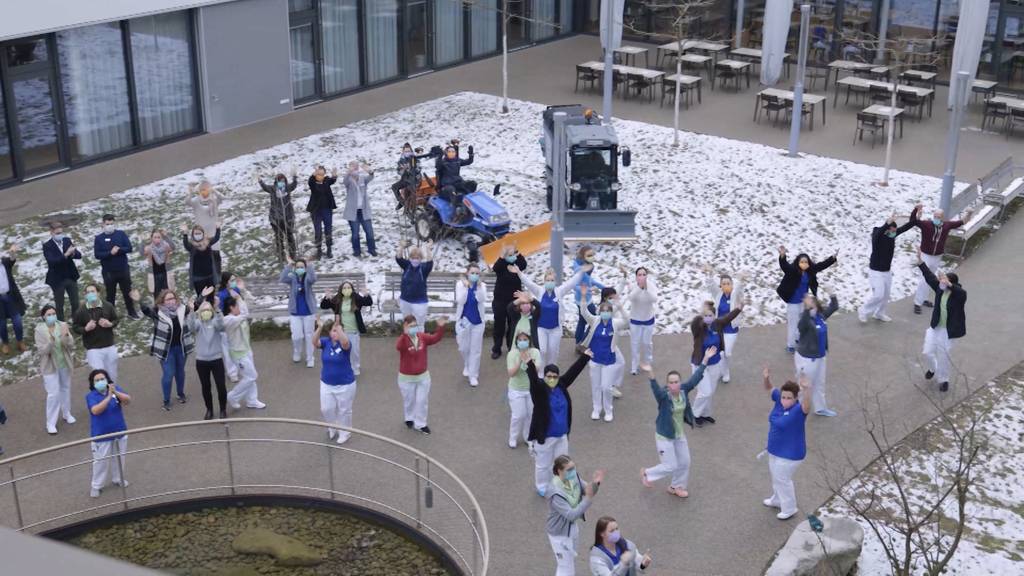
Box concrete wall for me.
[2,0,233,41]
[196,0,293,133]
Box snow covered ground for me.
[821,374,1024,574]
[0,91,962,382]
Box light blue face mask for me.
[516,339,530,350]
[886,231,897,238]
[229,281,238,290]
[931,218,942,226]
[505,255,517,263]
[295,268,306,276]
[544,281,556,291]
[600,311,612,321]
[565,468,578,482]
[44,314,57,326]
[468,273,479,283]
[85,292,99,304]
[94,379,108,393]
[407,326,420,336]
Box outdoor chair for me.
[629,75,657,102]
[1006,108,1024,139]
[759,94,787,126]
[898,91,926,121]
[661,79,698,108]
[785,99,812,127]
[717,66,738,90]
[854,112,885,149]
[806,62,828,91]
[868,84,891,105]
[982,99,1009,131]
[575,65,599,92]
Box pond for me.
[63,503,455,576]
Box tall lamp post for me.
[940,71,971,213]
[787,4,811,158]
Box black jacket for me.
[492,254,527,302]
[306,175,338,213]
[689,307,742,364]
[260,177,298,223]
[526,354,590,444]
[919,263,967,339]
[776,254,836,302]
[320,292,373,334]
[0,257,26,316]
[43,237,81,286]
[869,219,915,272]
[436,149,473,189]
[506,299,541,347]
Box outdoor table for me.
[615,46,649,68]
[657,40,729,68]
[862,104,905,138]
[663,73,703,107]
[675,53,713,78]
[899,69,937,87]
[972,79,998,102]
[989,95,1024,112]
[827,60,889,90]
[729,46,791,78]
[581,61,664,101]
[714,59,752,90]
[754,88,827,129]
[835,76,934,117]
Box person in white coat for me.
[35,305,76,435]
[579,295,628,422]
[454,263,487,387]
[617,265,658,376]
[222,294,265,410]
[704,266,746,383]
[515,264,588,367]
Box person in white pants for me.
[85,369,131,498]
[222,295,265,410]
[761,368,811,520]
[579,296,626,421]
[640,349,713,499]
[525,350,591,496]
[507,331,541,447]
[916,257,967,392]
[775,247,837,354]
[794,293,839,417]
[314,319,356,443]
[281,258,317,368]
[545,456,604,576]
[36,306,77,434]
[396,241,433,328]
[72,284,121,385]
[704,266,746,383]
[516,265,588,367]
[909,203,970,315]
[396,314,445,434]
[618,265,658,375]
[858,213,914,323]
[690,300,743,426]
[455,264,487,387]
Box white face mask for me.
[103,224,115,235]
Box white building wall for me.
[1,0,234,41]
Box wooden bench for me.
[946,204,999,259]
[246,272,367,319]
[378,270,496,327]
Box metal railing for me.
[0,418,489,576]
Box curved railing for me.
[0,418,489,575]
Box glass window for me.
[57,23,133,162]
[560,0,573,35]
[290,22,317,101]
[0,90,13,181]
[129,12,198,143]
[471,0,498,56]
[365,0,399,83]
[584,0,600,34]
[11,75,62,174]
[435,0,465,66]
[321,0,361,94]
[289,0,314,13]
[532,0,557,41]
[5,38,48,68]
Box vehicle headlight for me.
[610,182,621,191]
[569,183,582,191]
[489,213,510,225]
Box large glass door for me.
[405,0,432,74]
[2,37,68,177]
[289,1,321,104]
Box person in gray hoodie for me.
[342,161,377,257]
[281,258,318,368]
[547,455,604,576]
[189,292,227,420]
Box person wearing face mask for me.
[217,273,249,382]
[142,229,175,298]
[703,266,747,384]
[506,289,541,348]
[689,299,744,426]
[306,165,339,259]
[93,214,140,319]
[188,180,224,268]
[0,244,28,354]
[319,281,372,375]
[43,220,82,322]
[490,244,528,359]
[546,455,604,576]
[639,349,714,498]
[72,284,120,385]
[395,240,434,327]
[795,291,840,416]
[507,331,542,448]
[396,315,446,435]
[618,265,658,376]
[761,368,812,520]
[516,265,588,367]
[281,257,318,368]
[343,161,378,257]
[455,264,488,387]
[589,517,652,576]
[222,295,266,410]
[35,305,76,434]
[579,294,627,422]
[182,222,222,296]
[858,212,915,323]
[776,246,837,354]
[916,249,966,392]
[572,246,605,344]
[133,289,195,411]
[434,141,476,196]
[188,295,227,419]
[314,318,356,443]
[526,350,591,496]
[909,203,971,315]
[258,170,299,262]
[86,368,132,498]
[391,143,430,210]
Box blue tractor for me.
[411,177,511,263]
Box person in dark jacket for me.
[43,221,83,321]
[506,289,541,348]
[859,212,914,323]
[258,171,298,262]
[491,245,527,358]
[526,351,591,497]
[435,141,475,196]
[0,246,28,354]
[320,280,373,375]
[72,284,120,385]
[391,143,432,210]
[306,166,339,259]
[795,292,840,416]
[132,288,195,411]
[94,214,139,319]
[776,246,837,353]
[182,223,221,296]
[909,203,971,314]
[916,249,966,392]
[690,300,743,426]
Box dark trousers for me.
[574,303,597,344]
[102,269,137,316]
[196,359,227,412]
[491,297,515,353]
[151,262,169,296]
[193,276,216,297]
[0,294,24,343]
[271,218,297,261]
[50,279,79,322]
[348,210,376,256]
[312,209,334,248]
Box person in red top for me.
[396,314,446,434]
[909,203,971,315]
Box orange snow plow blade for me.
[481,221,552,266]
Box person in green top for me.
[639,346,716,499]
[222,295,265,410]
[507,331,542,449]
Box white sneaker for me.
[354,369,361,376]
[90,488,101,498]
[113,480,129,488]
[857,311,868,323]
[630,370,638,376]
[64,415,77,424]
[603,413,614,422]
[246,400,267,409]
[336,434,350,445]
[306,360,315,368]
[508,440,517,449]
[722,376,731,383]
[292,356,301,363]
[46,426,58,435]
[610,387,622,399]
[591,410,601,420]
[763,498,780,508]
[874,313,893,322]
[469,378,479,387]
[463,369,469,378]
[777,510,799,520]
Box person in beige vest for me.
[35,305,77,435]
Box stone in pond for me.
[231,528,325,567]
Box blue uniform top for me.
[86,387,128,441]
[295,284,311,316]
[538,292,560,329]
[702,329,722,365]
[397,258,433,304]
[545,387,569,438]
[590,321,616,366]
[788,273,810,304]
[572,259,603,304]
[320,337,355,385]
[462,284,482,325]
[718,293,739,334]
[767,389,807,460]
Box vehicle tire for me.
[546,185,553,210]
[414,208,439,242]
